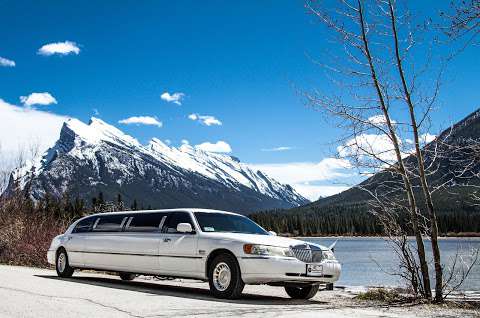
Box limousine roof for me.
[85,208,239,218]
[65,208,243,233]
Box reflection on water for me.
[301,237,480,291]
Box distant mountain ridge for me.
[5,117,308,213]
[248,110,480,236]
[292,109,480,213]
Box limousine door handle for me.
[163,238,171,243]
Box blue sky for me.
[0,0,479,200]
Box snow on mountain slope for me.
[7,117,308,212]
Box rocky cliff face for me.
[6,117,308,213]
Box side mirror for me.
[177,223,193,233]
[268,230,277,236]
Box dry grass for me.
[356,288,407,303]
[0,196,68,267]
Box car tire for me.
[208,253,244,299]
[56,248,74,278]
[284,284,319,299]
[119,272,136,281]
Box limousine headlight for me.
[322,250,336,260]
[243,244,294,257]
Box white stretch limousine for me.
[48,209,341,299]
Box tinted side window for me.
[93,215,126,232]
[126,213,166,232]
[73,217,94,233]
[163,212,195,234]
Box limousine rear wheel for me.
[56,248,74,278]
[208,253,244,299]
[284,284,319,300]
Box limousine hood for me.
[202,232,328,250]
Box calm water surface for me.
[301,237,480,291]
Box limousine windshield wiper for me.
[47,208,341,300]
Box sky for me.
[0,0,479,200]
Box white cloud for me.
[188,113,222,126]
[118,116,163,128]
[421,133,436,144]
[0,98,68,170]
[339,132,436,166]
[38,41,80,56]
[249,158,352,201]
[293,184,350,201]
[368,114,396,126]
[20,92,58,107]
[161,92,184,105]
[261,146,293,152]
[195,141,232,153]
[337,133,399,163]
[250,158,351,185]
[0,56,15,67]
[406,133,436,145]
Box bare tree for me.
[303,0,451,300]
[385,1,443,302]
[443,0,480,46]
[362,184,424,296]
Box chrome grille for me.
[312,250,323,263]
[291,245,313,263]
[291,244,323,263]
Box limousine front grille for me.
[291,244,323,263]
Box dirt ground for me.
[0,265,478,317]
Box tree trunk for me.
[357,0,432,300]
[387,0,443,302]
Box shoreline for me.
[286,233,480,239]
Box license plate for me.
[306,264,323,276]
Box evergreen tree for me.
[131,199,138,211]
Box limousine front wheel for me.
[56,248,74,278]
[284,284,319,299]
[208,253,244,299]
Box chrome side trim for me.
[69,250,203,259]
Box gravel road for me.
[0,265,477,318]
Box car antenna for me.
[328,240,338,252]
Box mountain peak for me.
[61,117,141,148]
[88,116,106,125]
[7,117,308,212]
[148,138,171,152]
[62,118,100,144]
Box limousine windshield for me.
[194,212,268,235]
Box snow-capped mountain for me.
[5,117,308,213]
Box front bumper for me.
[238,256,341,284]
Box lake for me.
[301,237,480,291]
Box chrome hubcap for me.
[213,262,231,291]
[57,253,66,273]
